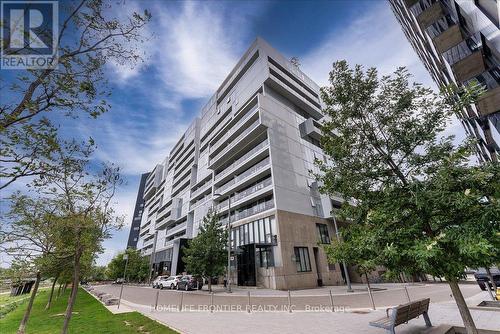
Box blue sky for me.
[1,0,467,267]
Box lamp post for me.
[214,192,232,293]
[332,213,353,292]
[118,253,129,309]
[147,230,159,285]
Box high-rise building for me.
[126,172,149,249]
[389,0,500,162]
[135,38,365,290]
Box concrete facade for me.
[389,0,500,162]
[135,38,355,290]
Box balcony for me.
[216,177,273,212]
[477,86,500,117]
[452,50,486,82]
[209,104,259,155]
[166,221,187,238]
[431,24,464,53]
[220,197,274,225]
[214,139,269,183]
[155,209,173,230]
[208,117,266,168]
[415,0,443,28]
[215,157,271,196]
[299,118,322,141]
[191,181,212,200]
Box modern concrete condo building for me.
[135,38,363,290]
[127,172,149,249]
[389,0,500,162]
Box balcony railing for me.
[409,0,437,18]
[216,177,272,211]
[426,14,456,39]
[220,198,274,225]
[191,181,212,199]
[442,34,481,66]
[215,139,269,182]
[216,157,270,194]
[209,119,260,165]
[209,105,259,154]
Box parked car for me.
[152,275,168,289]
[159,275,182,290]
[113,278,124,284]
[176,275,203,291]
[474,268,500,290]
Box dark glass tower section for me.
[127,172,150,249]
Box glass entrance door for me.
[237,244,256,286]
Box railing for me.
[215,139,269,182]
[409,0,437,18]
[216,157,270,194]
[210,119,261,165]
[220,198,274,225]
[442,33,481,65]
[191,181,212,199]
[210,105,259,154]
[425,14,456,39]
[466,69,500,91]
[216,177,272,211]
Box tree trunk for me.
[61,249,82,334]
[56,283,62,299]
[208,280,212,293]
[45,275,59,310]
[485,267,498,292]
[17,271,41,334]
[448,279,478,334]
[62,282,68,293]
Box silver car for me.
[152,275,168,289]
[160,275,182,289]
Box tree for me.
[28,139,123,334]
[316,61,498,334]
[2,194,69,333]
[0,0,151,189]
[106,249,149,282]
[183,210,227,292]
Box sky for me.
[0,0,467,267]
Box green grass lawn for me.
[0,288,178,334]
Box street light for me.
[117,253,129,309]
[332,212,354,292]
[147,230,159,285]
[214,192,232,293]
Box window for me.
[294,247,311,272]
[257,246,274,268]
[316,224,330,244]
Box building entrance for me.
[237,244,256,286]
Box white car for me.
[152,275,168,289]
[159,275,182,289]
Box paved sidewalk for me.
[97,284,500,334]
[119,292,499,334]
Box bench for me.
[369,298,432,334]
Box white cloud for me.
[301,2,466,144]
[301,2,435,89]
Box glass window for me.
[316,224,330,244]
[249,222,254,243]
[257,246,274,268]
[259,219,265,242]
[294,247,311,272]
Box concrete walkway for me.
[91,284,500,333]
